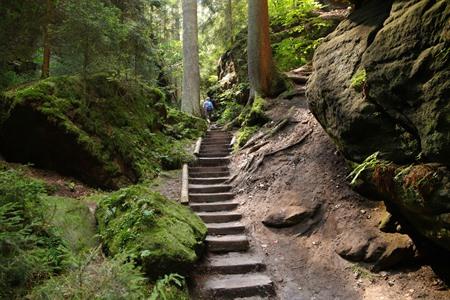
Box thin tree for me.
[247,0,280,97]
[41,0,53,78]
[181,0,201,116]
[225,0,233,46]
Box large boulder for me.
[95,185,207,279]
[307,0,449,165]
[307,0,450,262]
[0,75,206,189]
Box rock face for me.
[307,0,449,165]
[307,0,450,256]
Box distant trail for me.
[188,128,276,299]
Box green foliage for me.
[235,125,260,149]
[351,68,367,91]
[94,184,207,279]
[150,274,189,300]
[347,152,381,185]
[241,95,269,127]
[29,248,151,300]
[0,167,72,299]
[219,101,244,125]
[270,0,334,71]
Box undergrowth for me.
[29,248,152,299]
[150,273,189,300]
[0,167,72,299]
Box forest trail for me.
[188,129,275,299]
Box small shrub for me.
[150,273,189,300]
[0,168,72,299]
[29,248,151,300]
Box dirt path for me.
[227,89,450,299]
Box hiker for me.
[203,97,214,122]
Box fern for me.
[347,152,380,185]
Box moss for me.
[0,74,206,188]
[43,196,98,254]
[241,95,269,127]
[235,126,260,149]
[94,184,207,279]
[351,68,367,92]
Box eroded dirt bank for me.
[229,95,450,300]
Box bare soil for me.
[228,95,450,300]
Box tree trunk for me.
[247,0,278,97]
[225,0,233,46]
[181,0,201,116]
[41,0,52,79]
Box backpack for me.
[204,100,213,112]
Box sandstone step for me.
[203,137,232,142]
[197,157,230,166]
[189,171,230,178]
[207,221,246,235]
[189,166,228,173]
[189,192,235,202]
[189,184,232,193]
[200,252,265,274]
[198,151,231,157]
[203,274,274,298]
[198,211,242,223]
[205,134,232,139]
[190,201,239,212]
[189,177,230,184]
[200,145,232,150]
[206,234,249,252]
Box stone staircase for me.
[188,128,275,299]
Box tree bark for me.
[41,0,52,79]
[181,0,201,116]
[247,0,277,97]
[225,0,233,46]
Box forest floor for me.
[227,94,450,300]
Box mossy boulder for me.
[307,0,450,165]
[307,0,450,260]
[0,74,206,189]
[95,185,207,279]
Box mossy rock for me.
[95,185,207,279]
[307,0,450,165]
[0,74,205,189]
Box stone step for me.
[203,274,274,298]
[189,166,228,173]
[189,192,235,202]
[207,221,246,235]
[206,234,249,252]
[189,184,232,194]
[189,171,230,178]
[197,211,242,223]
[190,201,239,212]
[198,151,231,157]
[189,177,230,184]
[205,134,232,139]
[199,148,231,152]
[199,252,265,274]
[203,138,232,143]
[197,157,230,166]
